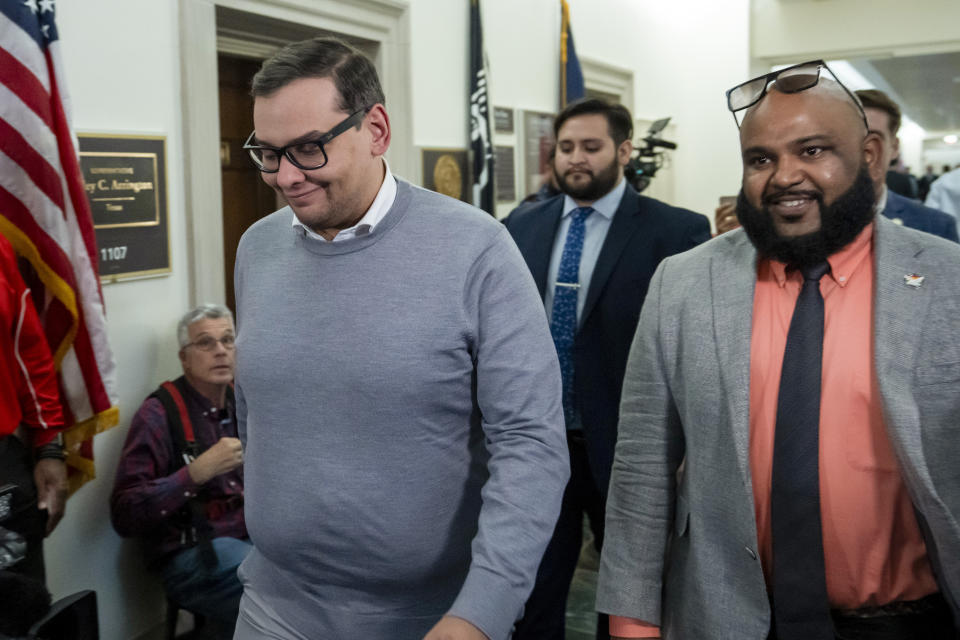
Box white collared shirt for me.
[875,184,888,216]
[544,177,626,324]
[292,160,397,242]
[926,168,960,219]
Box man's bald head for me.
[734,76,883,267]
[741,78,868,142]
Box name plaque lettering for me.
[493,107,514,134]
[79,135,170,281]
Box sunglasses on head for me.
[725,60,868,130]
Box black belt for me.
[770,593,956,640]
[830,593,956,640]
[833,592,948,619]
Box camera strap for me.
[150,377,217,569]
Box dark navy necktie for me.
[550,207,593,429]
[771,261,834,640]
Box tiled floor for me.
[567,565,600,639]
[566,526,601,640]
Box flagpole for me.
[469,0,495,215]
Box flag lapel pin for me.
[904,273,925,288]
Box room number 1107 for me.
[100,246,127,261]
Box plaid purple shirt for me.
[110,378,246,567]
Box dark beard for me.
[555,156,622,201]
[736,166,876,269]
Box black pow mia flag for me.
[469,0,495,215]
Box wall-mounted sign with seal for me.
[78,134,170,282]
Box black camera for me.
[625,117,676,193]
[0,525,26,571]
[0,484,27,571]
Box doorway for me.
[218,55,278,313]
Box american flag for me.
[560,0,585,107]
[1,0,118,492]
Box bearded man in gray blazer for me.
[597,61,960,640]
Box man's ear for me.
[617,139,633,167]
[863,131,885,184]
[366,104,391,156]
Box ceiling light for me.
[945,135,959,144]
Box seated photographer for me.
[110,304,249,636]
[0,235,68,585]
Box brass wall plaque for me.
[79,134,170,281]
[421,148,470,203]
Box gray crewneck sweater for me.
[233,180,568,639]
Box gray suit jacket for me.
[596,214,960,638]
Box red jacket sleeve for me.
[0,236,65,445]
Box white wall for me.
[409,0,562,218]
[925,147,960,172]
[752,0,960,62]
[571,0,751,215]
[410,0,749,220]
[409,0,559,147]
[897,130,925,176]
[50,1,189,639]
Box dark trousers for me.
[770,593,958,640]
[513,433,609,640]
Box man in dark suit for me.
[504,98,710,639]
[856,89,957,242]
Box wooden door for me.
[219,55,280,313]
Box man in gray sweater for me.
[232,37,569,640]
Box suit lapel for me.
[873,217,960,614]
[873,215,933,484]
[711,232,759,489]
[581,188,643,322]
[527,201,564,298]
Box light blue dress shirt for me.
[544,177,626,326]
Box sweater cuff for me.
[447,566,522,640]
[609,615,661,638]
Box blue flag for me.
[561,0,585,106]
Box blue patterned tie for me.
[550,207,594,429]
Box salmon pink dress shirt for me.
[610,224,937,639]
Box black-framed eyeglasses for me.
[243,106,370,173]
[184,334,236,352]
[725,60,868,130]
